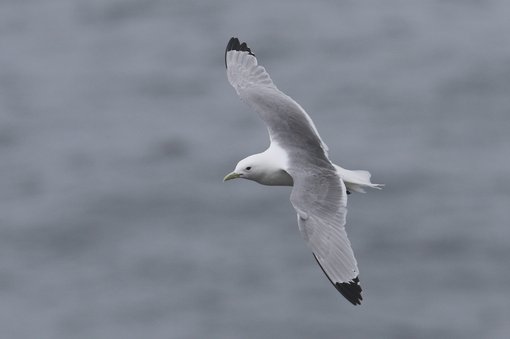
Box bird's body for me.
[223,37,382,305]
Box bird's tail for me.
[334,165,384,193]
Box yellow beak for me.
[223,172,241,181]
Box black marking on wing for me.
[313,253,362,305]
[225,37,256,68]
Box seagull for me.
[223,37,382,305]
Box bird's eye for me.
[245,166,252,171]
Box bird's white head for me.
[223,152,293,186]
[223,154,265,183]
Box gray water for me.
[1,1,510,338]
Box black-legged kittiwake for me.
[223,37,383,305]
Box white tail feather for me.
[334,165,384,194]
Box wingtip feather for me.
[313,253,362,305]
[335,277,363,306]
[225,37,255,68]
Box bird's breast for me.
[258,169,294,186]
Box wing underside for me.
[290,170,362,305]
[225,37,329,157]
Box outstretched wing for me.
[225,37,329,157]
[289,168,362,305]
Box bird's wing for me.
[289,168,362,305]
[225,37,329,157]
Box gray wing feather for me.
[290,169,362,305]
[225,39,329,156]
[290,169,359,283]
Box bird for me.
[223,37,382,305]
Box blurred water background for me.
[1,0,510,338]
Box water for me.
[1,1,510,338]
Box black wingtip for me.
[225,37,255,68]
[313,254,363,306]
[334,277,363,306]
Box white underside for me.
[263,142,382,192]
